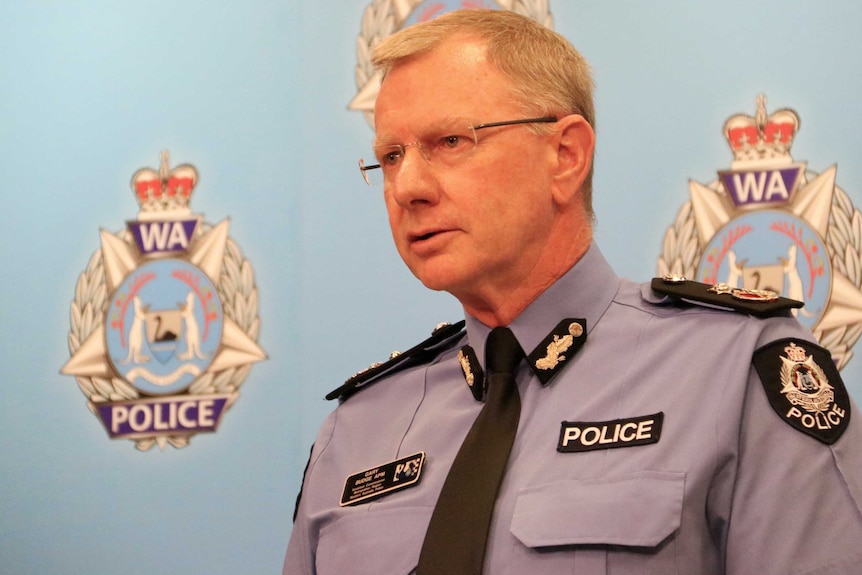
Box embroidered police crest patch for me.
[753,338,851,444]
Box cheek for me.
[384,199,410,252]
[480,183,553,230]
[383,193,401,229]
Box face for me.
[373,37,565,308]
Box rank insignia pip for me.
[708,282,779,302]
[326,321,466,401]
[652,277,802,318]
[753,338,851,444]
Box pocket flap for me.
[511,471,685,548]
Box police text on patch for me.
[558,413,664,453]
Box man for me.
[285,9,862,574]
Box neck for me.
[460,230,592,327]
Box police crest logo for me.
[659,95,862,368]
[779,342,834,413]
[754,339,850,444]
[61,152,267,451]
[348,0,554,127]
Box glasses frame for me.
[358,116,558,185]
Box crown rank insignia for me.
[659,94,862,370]
[61,152,267,451]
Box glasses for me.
[358,116,558,186]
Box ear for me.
[550,114,595,206]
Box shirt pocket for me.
[315,506,429,575]
[508,470,685,574]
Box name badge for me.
[340,452,425,506]
[558,413,664,453]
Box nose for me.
[386,146,440,209]
[401,141,427,160]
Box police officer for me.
[284,9,862,574]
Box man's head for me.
[369,9,596,325]
[372,9,595,215]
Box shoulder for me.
[630,277,858,447]
[325,320,467,401]
[645,275,803,318]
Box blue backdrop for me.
[2,1,861,573]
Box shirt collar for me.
[464,241,621,366]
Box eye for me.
[442,134,476,150]
[378,146,404,167]
[443,135,464,148]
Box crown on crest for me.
[130,151,198,213]
[784,342,809,363]
[723,94,800,166]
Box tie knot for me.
[485,327,523,375]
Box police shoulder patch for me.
[325,321,466,401]
[651,276,803,318]
[753,338,851,444]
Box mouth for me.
[406,227,459,253]
[409,229,445,243]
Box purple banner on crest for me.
[128,219,199,255]
[719,165,803,207]
[96,395,231,439]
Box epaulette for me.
[651,276,803,318]
[325,320,467,401]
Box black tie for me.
[416,327,523,574]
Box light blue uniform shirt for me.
[285,244,862,574]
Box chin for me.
[412,270,448,292]
[410,265,461,294]
[401,251,473,294]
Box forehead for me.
[373,37,518,135]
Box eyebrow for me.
[372,139,402,150]
[372,116,475,149]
